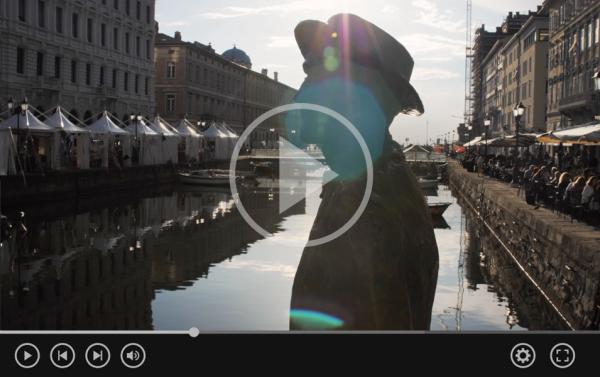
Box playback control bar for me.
[2,332,598,373]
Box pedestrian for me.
[477,154,484,177]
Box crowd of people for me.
[457,147,600,220]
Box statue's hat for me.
[295,13,424,116]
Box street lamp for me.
[484,118,491,159]
[511,102,525,187]
[467,125,473,153]
[7,97,28,170]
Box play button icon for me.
[50,343,75,368]
[86,343,111,368]
[15,343,40,368]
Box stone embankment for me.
[448,161,600,330]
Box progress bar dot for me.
[189,328,199,337]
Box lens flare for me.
[324,56,339,72]
[289,309,344,329]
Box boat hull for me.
[179,173,231,185]
[428,202,451,217]
[418,179,438,189]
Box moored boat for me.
[428,202,451,217]
[179,170,236,185]
[418,179,438,189]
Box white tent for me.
[1,109,59,172]
[203,123,229,160]
[44,107,86,170]
[85,111,132,168]
[175,119,201,162]
[219,122,240,159]
[125,120,161,165]
[148,116,181,164]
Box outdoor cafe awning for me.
[488,133,539,147]
[463,137,482,147]
[537,122,600,145]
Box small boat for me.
[418,179,438,189]
[432,216,450,229]
[416,174,438,181]
[179,170,237,185]
[252,161,279,175]
[428,202,451,217]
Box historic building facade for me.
[498,14,550,137]
[154,31,298,147]
[0,0,157,124]
[481,36,511,139]
[545,0,600,133]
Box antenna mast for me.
[464,0,473,127]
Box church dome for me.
[222,46,252,68]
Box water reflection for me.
[1,178,569,330]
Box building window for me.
[211,71,214,86]
[85,63,91,85]
[17,48,25,74]
[99,66,104,86]
[523,61,527,76]
[126,0,130,16]
[101,24,106,46]
[146,5,151,24]
[146,40,150,59]
[134,75,139,93]
[204,68,207,84]
[124,72,128,91]
[188,93,192,112]
[70,60,77,83]
[145,76,148,95]
[166,94,175,112]
[529,81,532,97]
[217,73,220,88]
[136,36,140,57]
[580,28,585,52]
[56,7,63,33]
[136,1,140,20]
[54,56,61,78]
[588,23,593,48]
[113,0,118,10]
[112,69,117,88]
[38,1,45,28]
[113,28,118,50]
[596,19,599,45]
[87,18,93,43]
[72,13,78,38]
[167,61,175,78]
[527,106,531,123]
[19,0,26,22]
[36,52,44,76]
[125,33,130,53]
[196,65,200,82]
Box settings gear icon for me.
[515,348,531,363]
[511,343,536,368]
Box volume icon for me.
[126,350,140,361]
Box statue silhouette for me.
[289,13,439,330]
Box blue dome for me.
[222,46,251,63]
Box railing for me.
[558,92,598,108]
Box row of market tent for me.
[0,106,242,175]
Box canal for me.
[0,170,569,331]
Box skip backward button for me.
[50,343,75,368]
[86,343,111,368]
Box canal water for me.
[0,170,568,331]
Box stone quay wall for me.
[448,161,600,330]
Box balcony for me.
[558,92,599,111]
[34,76,61,91]
[94,87,118,99]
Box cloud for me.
[199,1,334,19]
[266,36,297,48]
[401,34,465,57]
[418,57,452,62]
[382,4,399,13]
[221,260,297,278]
[412,0,465,33]
[411,68,460,81]
[160,21,190,27]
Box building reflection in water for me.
[1,176,307,330]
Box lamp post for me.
[511,102,525,187]
[484,118,491,159]
[467,125,473,153]
[7,97,28,170]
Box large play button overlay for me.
[50,343,75,368]
[85,343,111,368]
[278,137,338,214]
[15,343,40,369]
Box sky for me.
[155,0,546,146]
